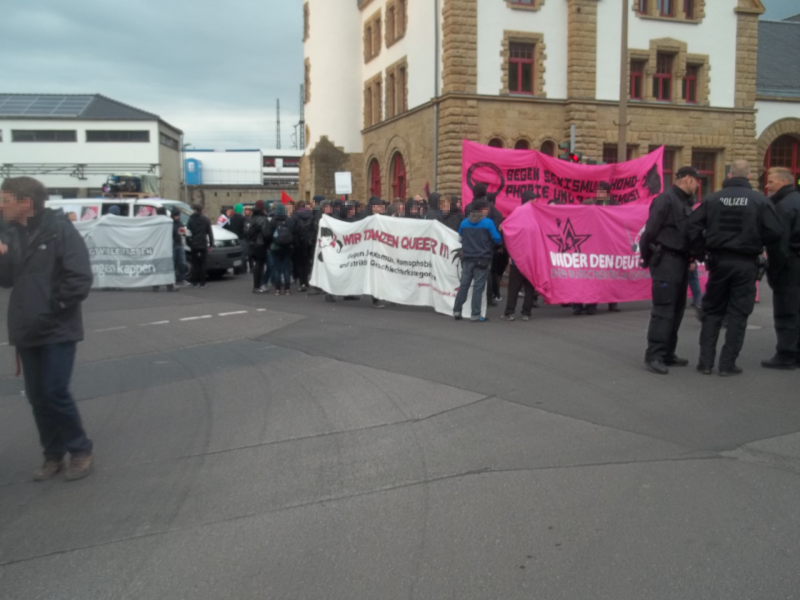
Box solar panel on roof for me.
[0,94,93,117]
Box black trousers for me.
[190,248,208,285]
[645,254,689,362]
[252,249,266,289]
[487,249,509,301]
[18,342,93,459]
[771,256,800,361]
[504,264,536,316]
[294,246,311,287]
[699,257,758,369]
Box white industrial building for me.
[0,94,183,199]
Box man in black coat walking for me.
[762,167,800,370]
[0,177,95,481]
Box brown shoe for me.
[33,458,65,482]
[64,453,94,481]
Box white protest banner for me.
[73,215,175,289]
[310,214,484,317]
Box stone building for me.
[300,0,800,202]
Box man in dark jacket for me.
[437,195,464,232]
[502,191,539,321]
[247,200,272,293]
[762,167,800,370]
[270,203,294,294]
[453,199,502,322]
[640,166,699,374]
[688,160,785,375]
[288,201,316,292]
[186,204,214,288]
[170,208,189,286]
[0,177,95,481]
[465,186,505,304]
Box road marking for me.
[94,326,127,333]
[142,320,170,326]
[180,315,213,322]
[257,308,267,312]
[219,311,248,317]
[0,342,7,346]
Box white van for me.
[46,198,243,277]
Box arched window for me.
[765,135,800,188]
[391,153,406,200]
[540,141,555,156]
[368,159,381,197]
[514,139,530,150]
[488,138,504,148]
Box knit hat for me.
[254,200,265,211]
[234,203,244,214]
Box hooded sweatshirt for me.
[458,211,502,261]
[438,198,464,232]
[427,193,442,220]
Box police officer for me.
[641,166,700,374]
[688,160,784,376]
[762,167,800,370]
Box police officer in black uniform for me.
[762,167,800,370]
[641,166,700,374]
[687,160,785,376]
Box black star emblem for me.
[547,218,592,253]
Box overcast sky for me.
[0,0,303,150]
[1,0,796,151]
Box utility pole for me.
[617,0,629,163]
[276,99,281,150]
[299,84,306,150]
[433,0,440,191]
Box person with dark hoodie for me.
[0,176,95,481]
[270,203,294,295]
[247,200,272,293]
[171,207,189,286]
[288,200,316,292]
[437,195,464,232]
[405,198,422,219]
[453,199,502,322]
[501,191,539,321]
[426,192,442,220]
[187,204,214,288]
[485,191,508,305]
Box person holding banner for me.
[502,191,539,321]
[0,177,95,481]
[640,167,700,375]
[688,160,785,376]
[453,199,501,322]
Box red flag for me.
[280,190,293,205]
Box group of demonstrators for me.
[0,162,799,480]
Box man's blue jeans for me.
[174,246,188,283]
[271,250,293,291]
[17,342,93,459]
[453,259,488,318]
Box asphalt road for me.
[1,274,799,599]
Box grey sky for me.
[763,0,799,19]
[0,0,303,150]
[1,1,796,151]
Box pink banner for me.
[461,140,664,217]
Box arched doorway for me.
[488,138,504,148]
[368,159,381,197]
[540,140,556,156]
[391,153,406,200]
[514,139,530,150]
[765,134,800,188]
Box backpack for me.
[274,221,293,248]
[246,217,265,246]
[297,216,316,247]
